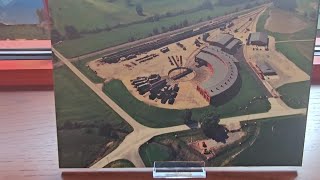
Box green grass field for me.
[50,0,222,33]
[296,0,318,14]
[105,159,135,168]
[277,81,311,109]
[276,42,313,74]
[140,143,173,167]
[54,66,132,167]
[103,63,271,128]
[51,0,266,58]
[230,115,306,166]
[73,57,105,83]
[0,25,49,40]
[54,66,124,125]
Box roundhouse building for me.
[195,46,240,105]
[248,32,269,46]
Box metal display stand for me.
[153,161,206,179]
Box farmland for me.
[54,67,132,167]
[50,0,267,57]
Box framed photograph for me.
[50,0,318,169]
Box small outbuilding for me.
[248,32,268,46]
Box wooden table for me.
[0,86,319,180]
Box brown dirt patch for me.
[265,8,307,34]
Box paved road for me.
[53,48,146,130]
[90,124,191,168]
[275,39,314,43]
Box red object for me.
[0,40,53,91]
[0,40,51,49]
[0,60,53,91]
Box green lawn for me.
[277,81,311,109]
[54,66,133,168]
[50,0,221,33]
[103,63,271,128]
[73,56,105,83]
[0,25,49,40]
[296,0,318,14]
[105,159,135,168]
[140,142,173,167]
[230,115,306,166]
[276,42,313,74]
[54,66,124,125]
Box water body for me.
[0,0,43,24]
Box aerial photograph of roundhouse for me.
[50,0,317,168]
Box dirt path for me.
[275,39,314,43]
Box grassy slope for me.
[0,25,49,40]
[49,0,219,33]
[276,42,313,74]
[230,115,306,166]
[54,5,236,58]
[103,63,270,128]
[140,143,173,167]
[52,0,266,58]
[54,66,123,125]
[104,159,135,168]
[54,67,132,168]
[277,81,311,109]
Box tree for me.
[153,14,160,21]
[201,0,213,10]
[125,0,133,7]
[201,115,229,143]
[51,29,64,44]
[36,9,45,23]
[153,27,159,35]
[182,19,189,27]
[161,26,167,33]
[136,3,144,16]
[273,0,297,11]
[184,109,193,123]
[64,25,81,40]
[98,123,112,137]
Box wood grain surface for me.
[0,85,319,180]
